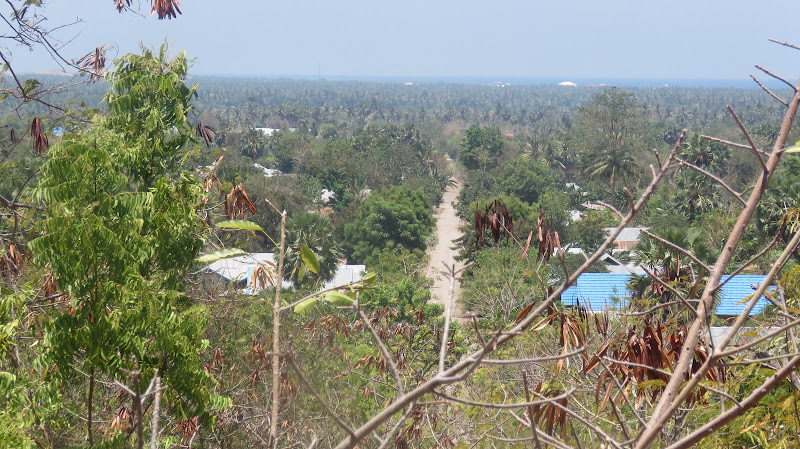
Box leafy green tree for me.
[495,156,562,204]
[344,186,434,263]
[459,125,504,174]
[104,45,197,189]
[29,46,221,447]
[575,88,643,207]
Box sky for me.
[7,0,800,84]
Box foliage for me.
[494,155,562,205]
[459,125,504,171]
[282,212,344,290]
[27,47,220,446]
[344,185,435,263]
[104,44,197,188]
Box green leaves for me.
[300,244,319,274]
[293,290,355,314]
[196,248,248,263]
[325,291,354,306]
[293,297,318,314]
[216,220,263,231]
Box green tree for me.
[575,88,643,207]
[495,156,562,204]
[29,46,221,447]
[344,186,435,263]
[459,126,504,181]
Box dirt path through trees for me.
[428,159,466,320]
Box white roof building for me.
[204,252,366,295]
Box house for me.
[603,227,648,250]
[561,273,772,317]
[203,252,365,295]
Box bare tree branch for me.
[754,64,797,92]
[355,298,404,396]
[675,159,746,206]
[286,355,356,440]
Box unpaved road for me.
[428,164,466,320]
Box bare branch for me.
[532,390,622,449]
[675,159,746,206]
[754,64,797,92]
[717,225,786,291]
[522,372,544,449]
[286,355,356,439]
[375,404,414,449]
[432,386,576,410]
[335,129,686,449]
[701,135,768,155]
[727,105,768,173]
[665,354,800,449]
[482,346,587,365]
[635,74,800,449]
[749,75,790,107]
[640,229,712,276]
[769,37,800,51]
[355,298,404,396]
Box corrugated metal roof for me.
[561,273,771,316]
[562,273,631,311]
[204,252,365,294]
[715,275,772,316]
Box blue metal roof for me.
[715,275,772,316]
[562,273,631,311]
[561,273,771,316]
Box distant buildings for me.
[203,252,365,295]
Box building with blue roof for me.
[561,273,772,317]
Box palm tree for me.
[282,213,344,290]
[585,132,639,208]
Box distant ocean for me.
[228,74,780,89]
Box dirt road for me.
[428,165,466,320]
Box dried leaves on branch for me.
[474,199,513,245]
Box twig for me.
[356,298,404,396]
[769,37,800,51]
[727,105,768,173]
[716,225,786,291]
[432,386,576,409]
[531,390,622,449]
[285,355,356,439]
[269,209,287,448]
[522,372,543,449]
[334,130,686,449]
[750,75,790,107]
[754,65,797,92]
[376,404,414,449]
[675,159,746,206]
[639,265,699,318]
[701,135,768,155]
[597,358,647,427]
[482,346,587,364]
[640,229,712,276]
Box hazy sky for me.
[8,0,800,82]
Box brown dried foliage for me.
[474,199,513,245]
[151,0,182,19]
[535,208,561,262]
[224,184,256,219]
[584,321,724,411]
[74,46,107,82]
[29,118,48,155]
[528,381,568,439]
[196,122,217,147]
[0,243,24,279]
